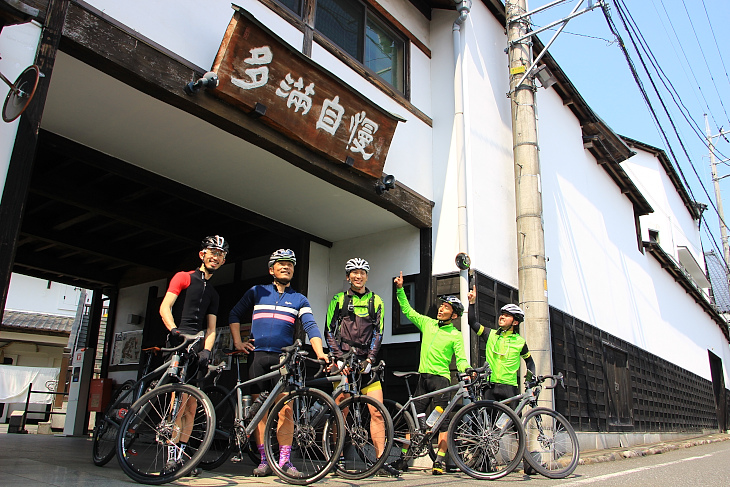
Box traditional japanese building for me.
[0,0,727,446]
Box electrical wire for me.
[603,1,730,256]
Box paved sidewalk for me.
[0,425,728,486]
[578,432,730,465]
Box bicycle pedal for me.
[230,455,243,463]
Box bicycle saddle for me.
[392,371,420,379]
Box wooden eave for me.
[60,1,433,230]
[644,241,729,341]
[622,137,703,220]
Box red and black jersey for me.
[166,269,219,334]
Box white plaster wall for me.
[0,21,42,198]
[307,225,421,346]
[428,6,517,283]
[622,150,703,262]
[84,0,303,70]
[376,0,430,47]
[5,274,82,316]
[537,75,729,384]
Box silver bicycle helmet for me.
[269,249,296,267]
[500,304,525,323]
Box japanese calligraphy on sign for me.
[210,6,399,179]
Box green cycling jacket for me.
[396,287,470,380]
[482,328,531,386]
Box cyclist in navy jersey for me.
[159,235,228,475]
[229,249,328,478]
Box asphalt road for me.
[1,432,729,486]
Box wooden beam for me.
[0,0,69,320]
[59,2,432,229]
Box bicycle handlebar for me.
[269,339,303,370]
[159,331,205,353]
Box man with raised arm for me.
[392,271,470,475]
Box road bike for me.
[198,340,346,485]
[114,332,217,484]
[491,371,579,478]
[91,332,212,467]
[317,349,396,479]
[385,364,526,480]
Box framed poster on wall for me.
[392,274,419,335]
[111,330,144,366]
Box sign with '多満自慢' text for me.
[210,5,400,179]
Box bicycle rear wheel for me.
[447,400,525,480]
[383,399,417,468]
[116,383,215,484]
[265,388,345,485]
[199,385,235,470]
[332,395,394,479]
[92,379,135,466]
[522,407,579,478]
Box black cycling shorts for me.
[413,373,451,432]
[248,351,281,394]
[481,383,519,409]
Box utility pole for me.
[506,0,552,408]
[705,114,730,270]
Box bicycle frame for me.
[391,377,471,455]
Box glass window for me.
[365,15,404,91]
[277,0,303,16]
[314,0,405,93]
[315,0,364,60]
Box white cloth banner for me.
[0,365,59,404]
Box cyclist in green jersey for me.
[468,288,536,403]
[393,271,470,475]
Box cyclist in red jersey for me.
[159,235,228,475]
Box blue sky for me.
[527,0,730,259]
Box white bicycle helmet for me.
[345,258,370,275]
[500,304,525,323]
[269,249,296,267]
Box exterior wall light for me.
[375,174,396,195]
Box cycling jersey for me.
[166,269,219,335]
[325,288,384,362]
[483,328,531,386]
[395,287,469,380]
[228,284,321,353]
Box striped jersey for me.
[228,283,322,352]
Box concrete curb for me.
[579,433,730,465]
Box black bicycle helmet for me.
[201,235,229,253]
[500,304,525,323]
[440,295,464,317]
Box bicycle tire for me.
[116,383,215,484]
[92,379,135,466]
[522,407,579,479]
[382,399,417,466]
[447,400,526,480]
[331,395,394,479]
[198,385,236,470]
[264,388,345,485]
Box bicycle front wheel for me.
[447,400,525,480]
[265,388,345,485]
[332,395,394,479]
[92,379,135,466]
[116,383,215,484]
[522,407,579,478]
[198,385,235,470]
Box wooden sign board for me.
[211,6,400,179]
